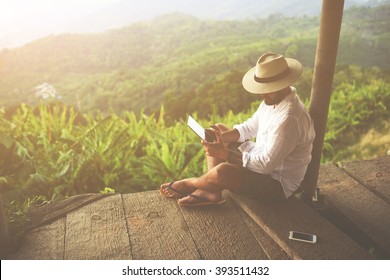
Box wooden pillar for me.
[301,0,345,197]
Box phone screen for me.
[188,116,206,140]
[289,231,317,243]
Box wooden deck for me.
[5,156,390,260]
[318,156,390,257]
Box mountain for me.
[0,0,384,50]
[53,0,384,33]
[0,3,389,119]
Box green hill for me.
[0,3,389,120]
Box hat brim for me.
[242,58,303,94]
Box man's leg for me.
[191,123,240,204]
[161,123,234,199]
[176,163,244,204]
[160,162,243,199]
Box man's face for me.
[262,92,284,106]
[261,87,291,106]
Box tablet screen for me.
[187,116,206,140]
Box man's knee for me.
[206,163,242,187]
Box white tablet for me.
[187,115,206,141]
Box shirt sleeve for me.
[233,104,262,143]
[242,116,300,174]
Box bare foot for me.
[160,180,197,199]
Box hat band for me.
[254,68,290,83]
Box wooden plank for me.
[8,217,65,260]
[229,192,371,260]
[26,193,113,231]
[237,205,289,260]
[122,191,200,260]
[64,194,131,259]
[318,163,390,256]
[179,192,269,260]
[337,156,390,204]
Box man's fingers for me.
[202,140,210,146]
[211,125,221,133]
[215,130,223,144]
[211,125,224,143]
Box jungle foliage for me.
[1,77,389,225]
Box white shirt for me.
[233,87,315,198]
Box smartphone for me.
[289,231,317,244]
[187,116,215,142]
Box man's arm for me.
[219,127,244,166]
[203,127,243,166]
[220,128,240,143]
[207,125,240,144]
[242,118,300,174]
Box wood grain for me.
[319,163,390,256]
[26,193,112,231]
[229,192,371,260]
[122,191,200,259]
[64,194,131,259]
[338,156,390,204]
[237,203,289,259]
[8,157,387,260]
[179,193,269,259]
[8,217,65,259]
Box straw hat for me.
[242,53,302,94]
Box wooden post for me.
[301,0,345,197]
[0,195,11,256]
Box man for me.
[160,52,315,206]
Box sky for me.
[0,0,120,31]
[0,0,373,50]
[0,0,121,48]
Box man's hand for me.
[202,126,228,161]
